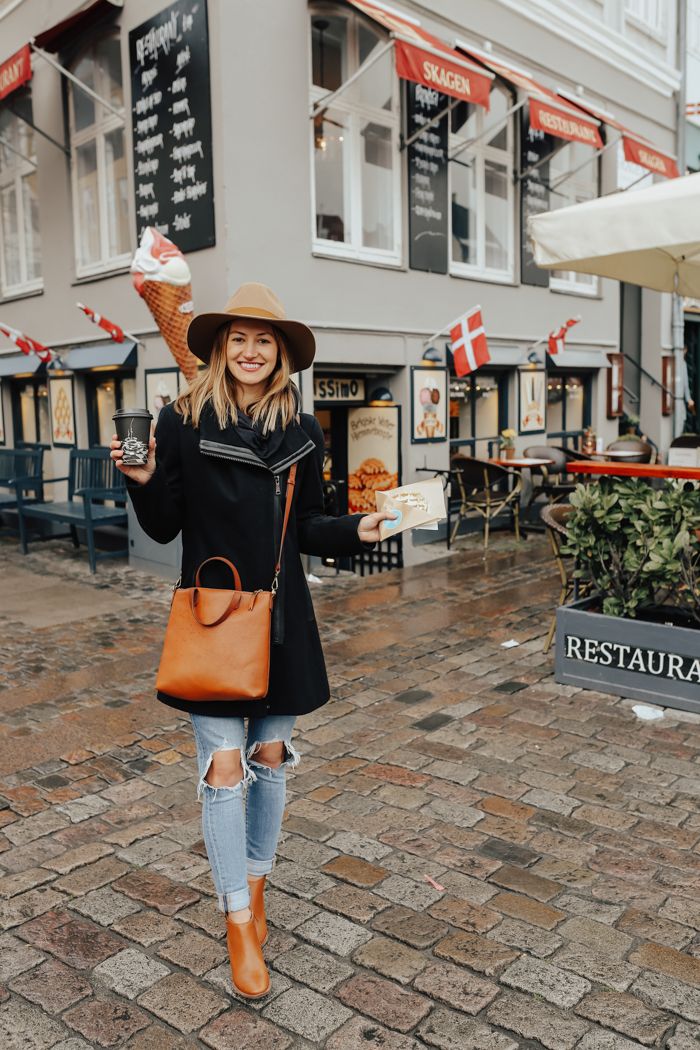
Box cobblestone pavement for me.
[1,534,699,1050]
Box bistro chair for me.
[551,445,595,463]
[605,437,654,463]
[449,454,521,552]
[670,434,700,448]
[540,501,579,653]
[523,445,575,504]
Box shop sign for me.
[314,377,365,404]
[520,104,552,288]
[407,82,448,274]
[623,137,679,179]
[129,0,215,252]
[565,635,700,684]
[347,406,400,515]
[0,46,31,103]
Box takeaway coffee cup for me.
[113,408,153,466]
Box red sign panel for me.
[394,39,491,109]
[530,97,603,149]
[623,136,679,179]
[0,45,31,102]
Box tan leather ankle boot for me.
[225,912,270,998]
[248,875,268,946]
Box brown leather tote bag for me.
[156,464,297,702]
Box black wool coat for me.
[128,403,367,718]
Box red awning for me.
[557,91,679,179]
[347,0,493,109]
[455,42,604,150]
[34,0,123,52]
[0,45,31,102]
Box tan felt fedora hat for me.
[187,283,316,372]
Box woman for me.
[111,283,393,999]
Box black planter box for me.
[555,598,700,714]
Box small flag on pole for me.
[547,316,580,355]
[449,306,491,378]
[77,302,125,343]
[0,322,52,362]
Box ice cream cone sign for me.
[131,227,200,381]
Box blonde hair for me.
[175,322,298,432]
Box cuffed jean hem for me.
[247,856,275,877]
[218,888,251,914]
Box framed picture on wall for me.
[347,405,401,514]
[145,368,181,421]
[662,356,674,416]
[0,381,5,445]
[607,353,624,417]
[518,369,546,434]
[410,366,448,443]
[48,375,76,447]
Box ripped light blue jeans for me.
[190,713,299,914]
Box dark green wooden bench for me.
[0,446,45,549]
[17,448,127,573]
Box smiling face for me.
[225,319,279,401]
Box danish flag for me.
[449,306,491,377]
[0,322,52,362]
[77,302,125,343]
[547,316,580,355]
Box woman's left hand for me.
[357,510,398,544]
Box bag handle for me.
[272,462,297,594]
[191,557,243,627]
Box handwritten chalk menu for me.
[129,0,215,252]
[520,104,553,287]
[407,82,448,273]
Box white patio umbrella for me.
[528,171,700,435]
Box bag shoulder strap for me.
[272,462,297,590]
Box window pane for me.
[451,155,477,264]
[76,140,100,266]
[97,36,123,111]
[104,129,130,257]
[18,383,37,442]
[311,14,347,90]
[450,101,478,141]
[314,109,348,242]
[356,23,393,110]
[72,54,96,131]
[486,87,510,150]
[36,383,50,444]
[551,143,598,285]
[565,375,585,431]
[361,120,393,249]
[547,375,565,432]
[95,379,117,445]
[22,171,42,281]
[1,184,21,287]
[484,159,509,270]
[450,378,473,439]
[120,376,137,410]
[474,373,499,436]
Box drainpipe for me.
[673,0,688,439]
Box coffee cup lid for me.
[112,408,153,420]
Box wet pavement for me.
[0,533,699,1049]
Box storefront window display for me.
[86,372,137,446]
[69,35,130,276]
[310,4,400,261]
[12,379,50,445]
[449,83,515,280]
[546,372,591,442]
[449,372,506,456]
[0,100,42,296]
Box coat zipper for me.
[272,473,284,646]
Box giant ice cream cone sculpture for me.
[131,228,200,382]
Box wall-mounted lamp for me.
[421,346,442,367]
[527,350,540,364]
[368,386,395,406]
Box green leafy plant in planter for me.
[563,477,700,622]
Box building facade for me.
[0,0,684,570]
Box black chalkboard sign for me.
[520,103,553,287]
[407,82,448,274]
[129,0,215,253]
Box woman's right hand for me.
[110,433,156,486]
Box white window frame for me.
[0,108,42,297]
[69,35,130,279]
[448,83,515,284]
[309,4,402,266]
[548,140,600,297]
[624,0,666,38]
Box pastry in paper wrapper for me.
[376,478,446,541]
[131,228,200,382]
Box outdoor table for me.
[489,457,554,469]
[593,448,650,460]
[568,461,700,480]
